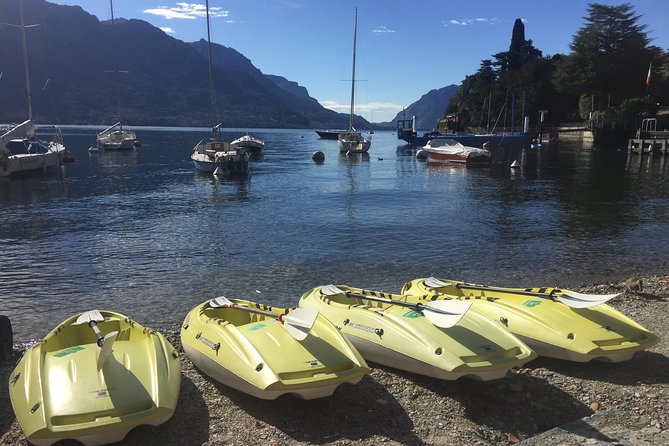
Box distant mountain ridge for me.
[0,0,365,128]
[383,85,459,130]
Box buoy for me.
[312,150,325,161]
[0,315,12,362]
[415,149,427,160]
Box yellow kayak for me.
[402,277,660,362]
[299,285,536,381]
[180,296,368,399]
[8,310,181,446]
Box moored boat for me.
[1,120,64,177]
[180,296,369,399]
[315,129,346,140]
[231,133,264,153]
[423,138,491,164]
[95,122,137,151]
[8,310,181,446]
[299,285,536,381]
[337,8,371,154]
[401,277,660,362]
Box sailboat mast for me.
[19,0,32,121]
[205,0,218,136]
[348,8,358,132]
[110,0,123,130]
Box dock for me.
[628,118,669,155]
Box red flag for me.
[646,61,653,87]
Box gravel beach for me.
[1,274,667,446]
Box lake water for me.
[1,128,668,340]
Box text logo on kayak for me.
[54,346,85,357]
[522,300,542,308]
[248,323,267,331]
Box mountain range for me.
[0,0,457,130]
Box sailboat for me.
[93,0,137,151]
[337,8,371,154]
[191,0,249,175]
[1,0,65,177]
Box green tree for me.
[553,3,661,109]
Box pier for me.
[628,118,669,155]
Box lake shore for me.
[2,273,667,446]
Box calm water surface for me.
[1,127,668,339]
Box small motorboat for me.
[299,285,536,381]
[9,310,181,446]
[422,138,491,164]
[401,277,660,362]
[180,296,368,400]
[231,133,264,154]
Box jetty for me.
[628,118,669,154]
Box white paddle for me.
[319,284,471,328]
[423,277,619,309]
[210,296,319,341]
[73,310,118,369]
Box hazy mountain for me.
[383,85,459,130]
[0,0,363,129]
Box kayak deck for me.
[299,285,536,381]
[401,278,660,362]
[181,298,368,399]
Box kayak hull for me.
[299,286,536,381]
[401,278,660,363]
[180,298,368,400]
[8,311,181,446]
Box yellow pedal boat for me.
[299,285,536,381]
[180,296,368,400]
[401,277,660,362]
[8,310,181,446]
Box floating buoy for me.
[415,149,427,160]
[312,150,325,161]
[510,160,521,169]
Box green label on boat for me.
[248,323,267,331]
[54,346,85,357]
[402,310,423,318]
[522,300,542,308]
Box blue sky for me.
[49,0,669,122]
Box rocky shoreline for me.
[1,274,667,446]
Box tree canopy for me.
[446,3,668,130]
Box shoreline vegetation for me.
[1,273,667,445]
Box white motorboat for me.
[423,139,491,164]
[231,133,264,153]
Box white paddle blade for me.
[210,296,234,308]
[558,291,620,308]
[423,300,472,328]
[320,284,345,296]
[282,308,319,341]
[424,277,449,288]
[97,331,119,370]
[74,309,105,325]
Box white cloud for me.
[144,3,229,20]
[372,26,395,34]
[446,17,499,27]
[160,26,175,33]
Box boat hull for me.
[299,286,536,381]
[401,278,660,363]
[191,140,250,174]
[337,133,371,154]
[315,129,346,140]
[8,311,181,446]
[180,298,368,399]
